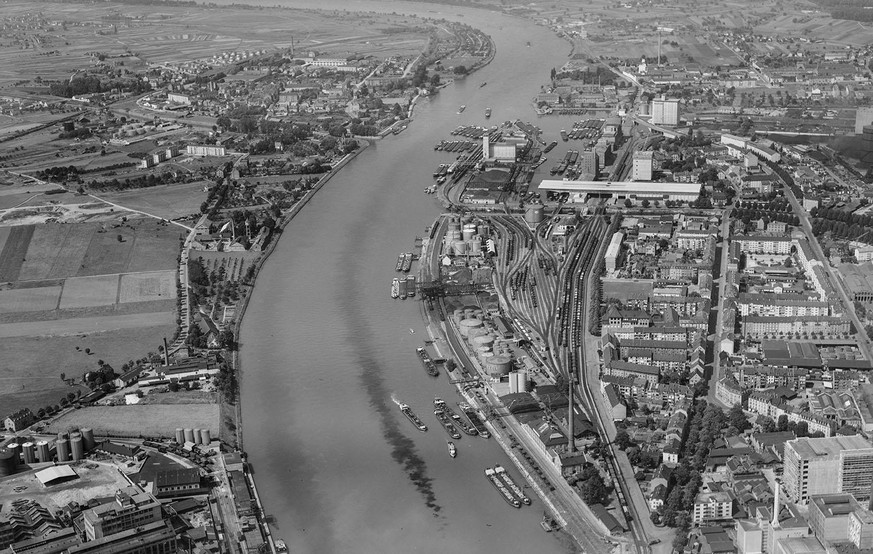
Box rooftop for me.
[538,180,701,194]
[787,435,873,460]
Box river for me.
[237,2,585,552]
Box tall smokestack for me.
[771,484,780,528]
[163,338,170,366]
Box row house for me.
[657,264,699,282]
[736,365,809,390]
[737,293,830,317]
[651,296,709,317]
[732,235,793,255]
[746,392,835,436]
[603,360,660,386]
[742,315,850,338]
[609,326,690,344]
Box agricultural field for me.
[46,404,219,438]
[0,286,61,313]
[58,275,119,309]
[100,182,208,221]
[0,325,172,415]
[119,270,176,304]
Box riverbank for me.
[225,141,369,451]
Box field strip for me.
[0,312,173,338]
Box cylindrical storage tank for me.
[469,241,482,255]
[458,318,483,337]
[199,429,211,445]
[184,429,195,443]
[464,308,476,318]
[37,441,50,462]
[474,309,484,318]
[524,203,545,225]
[0,448,18,477]
[462,225,476,241]
[468,329,488,342]
[81,428,95,451]
[58,432,69,441]
[481,351,494,360]
[476,345,492,355]
[486,355,512,377]
[452,241,467,256]
[193,429,202,444]
[22,443,35,464]
[479,224,491,238]
[56,439,70,462]
[70,435,84,461]
[175,428,185,444]
[473,335,494,348]
[6,443,20,460]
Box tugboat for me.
[275,540,288,552]
[485,107,492,119]
[447,440,457,458]
[391,278,400,299]
[495,465,531,505]
[485,467,521,508]
[457,105,466,114]
[399,403,427,432]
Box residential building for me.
[4,409,33,432]
[186,145,226,157]
[733,235,792,255]
[783,436,873,503]
[808,494,860,545]
[692,491,734,524]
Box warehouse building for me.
[537,180,701,203]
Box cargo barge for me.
[485,467,521,508]
[433,400,462,440]
[543,141,557,153]
[401,253,413,272]
[494,465,531,505]
[398,278,408,299]
[417,347,439,377]
[395,254,404,272]
[391,278,400,299]
[435,398,477,436]
[459,402,491,438]
[399,403,427,432]
[406,275,416,297]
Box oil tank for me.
[21,443,35,464]
[469,240,482,255]
[199,429,211,445]
[473,335,495,348]
[458,318,483,337]
[0,448,19,477]
[486,355,512,377]
[476,345,492,355]
[462,224,477,241]
[58,432,69,441]
[468,328,488,341]
[81,428,95,451]
[37,441,50,462]
[56,439,70,462]
[184,429,195,443]
[524,203,544,225]
[175,428,185,444]
[452,241,467,256]
[70,435,84,461]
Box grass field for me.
[119,270,176,303]
[46,404,219,438]
[59,275,119,309]
[19,224,95,281]
[0,285,61,313]
[0,225,34,282]
[0,312,174,338]
[0,324,173,413]
[100,182,208,221]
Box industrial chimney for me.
[771,483,780,528]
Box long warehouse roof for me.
[538,180,701,193]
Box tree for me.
[624,198,632,208]
[641,199,651,208]
[728,403,751,433]
[60,372,66,382]
[795,421,809,437]
[777,414,789,432]
[614,429,634,450]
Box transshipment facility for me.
[537,179,701,203]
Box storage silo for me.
[36,441,50,462]
[473,335,495,349]
[184,429,195,443]
[462,224,477,242]
[452,241,467,256]
[486,355,512,377]
[70,435,84,461]
[0,448,19,477]
[58,432,69,441]
[175,428,185,444]
[21,443,35,464]
[193,429,202,445]
[524,203,544,225]
[6,443,20,460]
[469,240,482,255]
[199,429,211,445]
[81,428,95,451]
[458,318,483,337]
[56,439,70,462]
[476,346,492,356]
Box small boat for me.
[485,107,492,119]
[401,252,413,272]
[275,539,288,552]
[391,278,400,299]
[395,254,404,272]
[480,82,487,88]
[409,328,415,334]
[400,403,427,432]
[526,41,531,47]
[560,129,568,141]
[543,141,557,153]
[447,441,457,458]
[457,105,466,114]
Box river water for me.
[237,2,584,552]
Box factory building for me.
[537,180,700,203]
[579,150,598,180]
[631,151,653,181]
[83,488,162,540]
[482,135,517,163]
[651,97,680,126]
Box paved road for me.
[708,212,733,407]
[781,179,873,361]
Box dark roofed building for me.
[94,441,140,460]
[154,468,201,498]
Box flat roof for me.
[788,435,873,460]
[538,180,701,194]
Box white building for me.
[605,232,624,272]
[692,491,734,524]
[631,151,654,181]
[537,180,700,203]
[651,97,680,126]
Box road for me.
[781,179,873,361]
[708,211,733,407]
